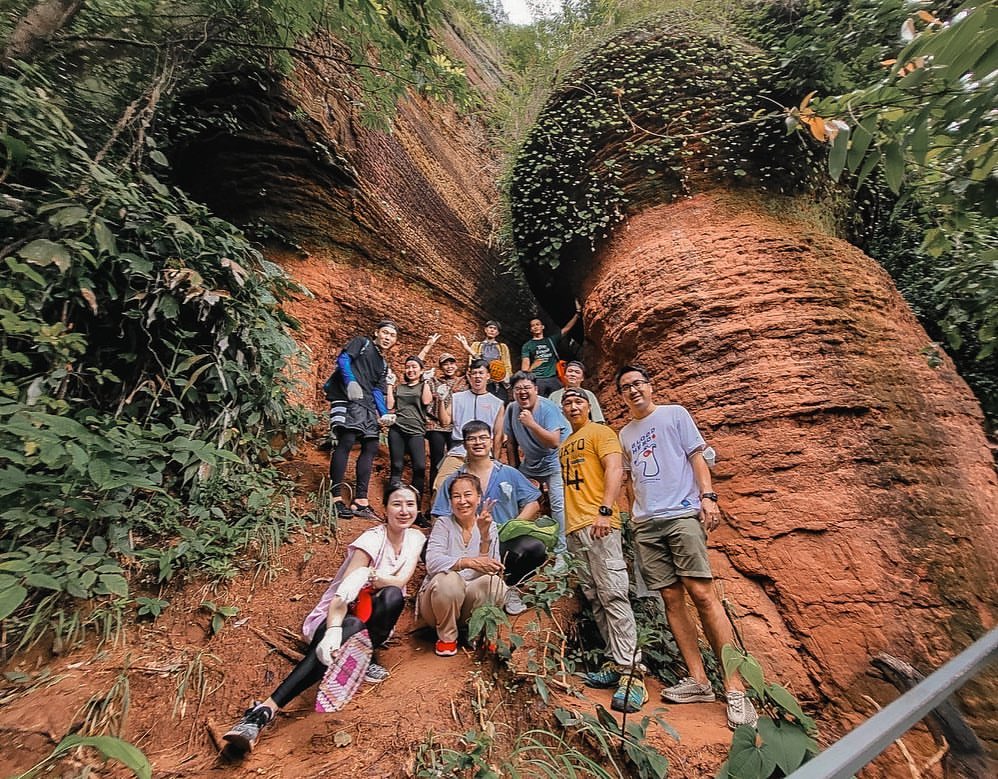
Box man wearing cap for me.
[616,364,758,730]
[432,359,504,491]
[558,388,646,712]
[325,320,398,520]
[520,302,581,397]
[455,321,512,402]
[549,361,605,423]
[500,371,570,559]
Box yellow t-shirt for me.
[559,422,622,534]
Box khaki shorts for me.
[632,514,712,589]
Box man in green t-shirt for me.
[520,301,581,397]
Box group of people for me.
[222,316,758,756]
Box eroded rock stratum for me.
[512,20,998,750]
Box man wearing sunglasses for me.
[616,364,758,730]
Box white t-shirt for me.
[302,525,425,640]
[619,404,705,523]
[447,390,504,456]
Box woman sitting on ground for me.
[416,473,506,656]
[223,485,425,754]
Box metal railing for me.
[788,627,998,779]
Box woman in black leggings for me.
[222,485,426,755]
[387,356,432,518]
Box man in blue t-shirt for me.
[499,371,570,556]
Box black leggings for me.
[500,536,547,586]
[329,429,380,500]
[269,586,404,708]
[425,430,451,490]
[388,427,426,498]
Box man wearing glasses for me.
[616,365,758,730]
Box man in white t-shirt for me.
[616,364,758,731]
[432,359,504,491]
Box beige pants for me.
[416,570,507,642]
[567,526,641,667]
[432,454,466,492]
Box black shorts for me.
[329,400,379,438]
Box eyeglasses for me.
[463,434,492,443]
[619,379,650,393]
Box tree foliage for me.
[743,0,997,423]
[0,1,479,654]
[0,65,314,651]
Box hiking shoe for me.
[726,690,759,729]
[332,501,353,519]
[552,553,567,573]
[611,677,648,714]
[222,702,274,755]
[584,665,622,689]
[435,640,458,657]
[662,677,716,703]
[351,503,381,520]
[364,662,390,683]
[504,588,527,616]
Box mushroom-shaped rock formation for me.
[511,18,998,752]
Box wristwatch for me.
[700,492,718,502]
[598,505,613,516]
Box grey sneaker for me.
[222,702,274,755]
[364,662,390,683]
[662,676,716,703]
[726,690,759,729]
[504,588,527,616]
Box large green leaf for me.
[0,582,28,620]
[828,125,850,181]
[51,734,152,779]
[757,717,812,774]
[19,239,70,272]
[727,724,777,779]
[882,141,904,193]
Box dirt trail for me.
[1,444,735,778]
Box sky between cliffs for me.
[500,0,562,25]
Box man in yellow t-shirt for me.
[558,388,645,713]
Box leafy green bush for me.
[717,646,820,779]
[0,65,313,653]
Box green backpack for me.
[497,515,559,551]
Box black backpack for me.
[323,338,372,401]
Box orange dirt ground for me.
[1,445,737,779]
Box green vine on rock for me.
[509,15,822,274]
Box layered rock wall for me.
[585,191,998,741]
[511,19,998,756]
[171,25,532,405]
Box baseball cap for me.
[560,388,588,403]
[438,353,458,365]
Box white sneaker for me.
[726,690,759,729]
[504,588,527,615]
[552,554,567,572]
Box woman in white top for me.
[223,485,425,754]
[416,473,508,656]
